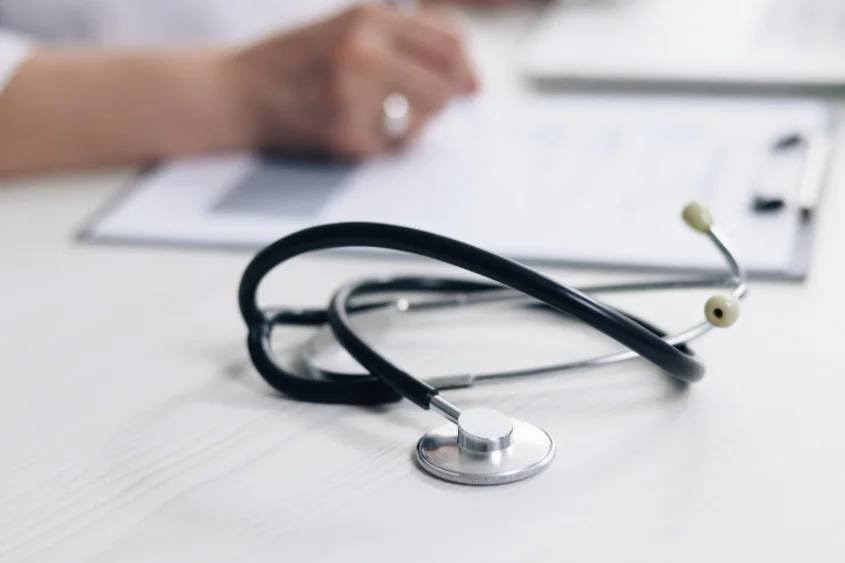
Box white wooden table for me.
[2,6,845,562]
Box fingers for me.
[266,3,479,160]
[367,33,467,155]
[385,51,455,116]
[385,9,479,94]
[332,8,475,158]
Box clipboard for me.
[78,93,838,281]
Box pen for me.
[754,130,834,220]
[797,132,833,219]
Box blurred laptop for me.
[520,0,845,93]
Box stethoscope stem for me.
[430,394,461,424]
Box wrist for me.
[203,48,265,151]
[217,46,279,151]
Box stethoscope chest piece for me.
[415,407,555,486]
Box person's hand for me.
[224,3,479,160]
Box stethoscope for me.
[238,202,747,486]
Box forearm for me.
[0,48,256,177]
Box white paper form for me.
[81,93,836,278]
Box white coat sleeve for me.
[0,29,32,94]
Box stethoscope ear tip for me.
[705,294,740,327]
[682,201,714,233]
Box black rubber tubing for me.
[238,222,706,408]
